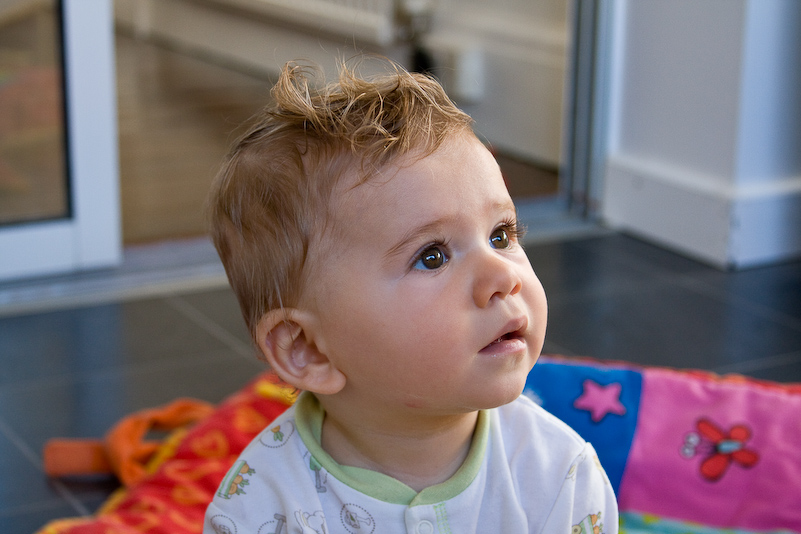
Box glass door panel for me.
[0,0,69,226]
[0,0,121,281]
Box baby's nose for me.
[472,252,522,307]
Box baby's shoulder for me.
[205,406,321,530]
[485,396,601,503]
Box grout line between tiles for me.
[541,276,668,305]
[586,244,801,334]
[0,416,91,517]
[0,344,251,397]
[676,276,801,333]
[541,340,578,357]
[166,295,256,361]
[0,500,79,521]
[0,416,45,472]
[712,350,801,376]
[49,481,93,517]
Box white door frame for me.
[0,0,121,281]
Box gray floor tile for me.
[0,297,246,387]
[0,354,265,452]
[170,288,255,354]
[687,261,801,323]
[1,501,85,534]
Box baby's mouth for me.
[481,327,525,353]
[481,316,528,353]
[488,332,516,346]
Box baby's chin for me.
[462,381,532,413]
[492,371,536,405]
[487,388,529,410]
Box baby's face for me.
[304,133,547,416]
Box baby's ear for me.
[255,309,346,395]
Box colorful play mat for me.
[38,356,801,533]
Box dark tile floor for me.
[1,233,800,531]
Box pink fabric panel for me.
[617,368,801,531]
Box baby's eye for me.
[490,227,511,249]
[413,245,448,270]
[490,220,526,249]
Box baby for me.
[204,60,618,533]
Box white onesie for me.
[203,392,618,534]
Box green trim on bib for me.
[294,392,489,506]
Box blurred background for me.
[1,0,800,283]
[0,0,573,279]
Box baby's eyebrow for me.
[383,216,455,260]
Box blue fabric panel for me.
[523,359,642,493]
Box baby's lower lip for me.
[480,336,526,356]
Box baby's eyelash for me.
[500,218,527,241]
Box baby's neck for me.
[320,406,479,492]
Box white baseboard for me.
[603,155,801,269]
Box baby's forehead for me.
[315,156,421,247]
[328,146,427,202]
[336,130,477,190]
[320,131,491,235]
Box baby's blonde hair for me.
[208,60,473,341]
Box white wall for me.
[602,0,801,268]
